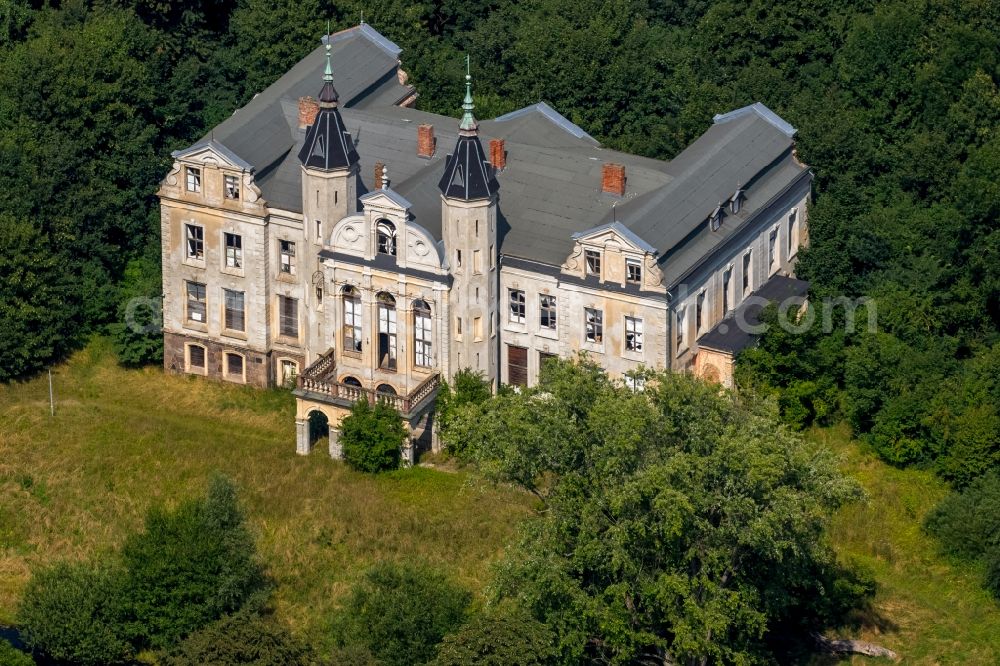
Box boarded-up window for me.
[508,345,528,387]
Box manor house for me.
[158,24,811,458]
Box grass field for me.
[0,339,532,651]
[816,425,1000,664]
[2,342,999,663]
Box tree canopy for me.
[445,357,863,664]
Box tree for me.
[340,399,408,473]
[0,639,34,666]
[161,609,310,666]
[449,357,862,664]
[120,475,267,649]
[0,214,82,381]
[110,252,163,367]
[332,561,471,665]
[430,603,557,666]
[17,562,132,666]
[436,368,492,457]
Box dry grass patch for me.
[0,340,532,648]
[814,424,1000,664]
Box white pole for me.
[48,369,54,417]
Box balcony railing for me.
[296,350,441,416]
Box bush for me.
[340,399,407,473]
[0,639,34,666]
[436,369,492,457]
[925,472,1000,599]
[333,561,471,665]
[430,603,557,666]
[17,562,132,665]
[161,610,309,666]
[120,475,267,649]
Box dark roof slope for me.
[297,106,360,171]
[697,275,809,354]
[438,133,499,201]
[180,25,808,276]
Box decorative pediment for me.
[170,139,253,171]
[570,221,657,254]
[360,187,413,214]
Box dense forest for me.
[0,0,997,614]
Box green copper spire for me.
[324,20,333,82]
[459,55,477,132]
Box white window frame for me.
[509,289,526,324]
[343,287,362,354]
[186,166,201,193]
[224,232,242,269]
[414,301,432,368]
[540,294,557,330]
[626,258,642,284]
[584,307,603,344]
[625,316,643,353]
[224,174,240,199]
[585,249,601,277]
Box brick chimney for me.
[489,139,506,170]
[417,124,435,158]
[602,163,626,196]
[374,161,385,189]
[298,96,319,129]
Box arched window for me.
[413,299,432,368]
[341,376,362,387]
[377,293,397,371]
[185,343,207,375]
[376,220,396,256]
[376,383,397,396]
[342,286,362,354]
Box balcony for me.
[294,350,441,419]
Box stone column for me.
[328,428,343,459]
[295,418,310,455]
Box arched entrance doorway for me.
[307,410,329,448]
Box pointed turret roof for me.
[438,61,498,200]
[298,26,358,171]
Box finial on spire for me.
[382,164,389,189]
[459,55,477,132]
[324,20,333,82]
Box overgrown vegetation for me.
[340,399,408,473]
[17,476,268,663]
[445,357,865,663]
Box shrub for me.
[17,562,132,665]
[120,475,267,649]
[333,561,471,665]
[430,603,557,666]
[436,369,492,457]
[161,610,309,666]
[340,399,407,473]
[0,639,34,666]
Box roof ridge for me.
[713,102,795,138]
[494,102,598,144]
[324,23,402,58]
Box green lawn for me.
[816,425,1000,664]
[0,340,532,650]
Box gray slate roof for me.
[697,275,809,354]
[188,24,809,285]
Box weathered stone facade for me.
[158,24,812,456]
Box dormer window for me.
[626,258,642,284]
[709,205,724,232]
[224,175,240,199]
[186,167,201,193]
[585,249,601,276]
[376,220,396,256]
[729,189,744,215]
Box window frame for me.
[626,258,642,285]
[185,166,201,193]
[376,220,397,256]
[279,239,296,275]
[539,294,557,330]
[584,249,602,277]
[278,295,299,339]
[223,288,245,332]
[376,292,397,371]
[787,208,799,258]
[186,281,207,324]
[508,288,526,324]
[224,232,242,269]
[185,343,207,375]
[342,286,362,354]
[625,315,643,353]
[696,291,706,333]
[223,351,246,383]
[584,307,603,344]
[742,250,753,297]
[768,226,779,272]
[224,174,240,200]
[676,305,687,354]
[413,300,432,368]
[185,224,204,261]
